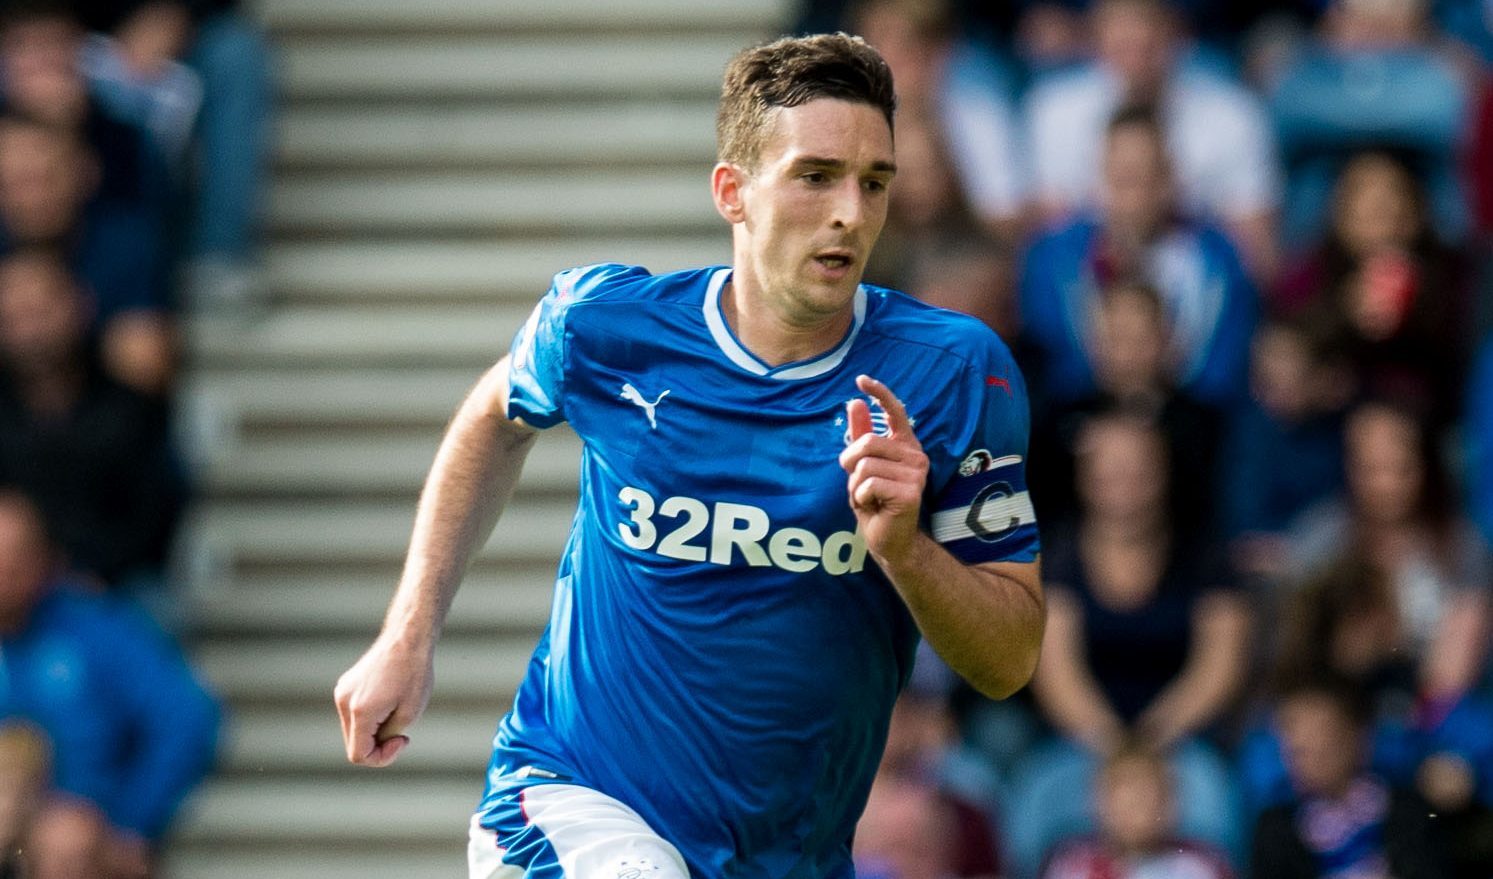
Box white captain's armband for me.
[931,451,1040,563]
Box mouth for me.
[812,250,856,273]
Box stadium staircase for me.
[169,1,789,875]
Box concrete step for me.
[199,430,582,494]
[182,497,576,566]
[260,0,787,34]
[222,705,499,774]
[263,236,729,303]
[176,776,477,843]
[193,569,558,635]
[187,304,527,367]
[276,101,716,170]
[165,846,462,879]
[279,35,747,100]
[182,368,480,430]
[267,169,715,234]
[197,632,538,703]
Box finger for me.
[334,683,350,743]
[846,457,923,501]
[852,475,921,511]
[845,397,874,443]
[855,375,914,437]
[364,734,409,768]
[839,428,924,467]
[345,702,385,764]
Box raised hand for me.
[838,375,929,563]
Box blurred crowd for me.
[816,0,1493,877]
[0,0,271,876]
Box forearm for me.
[876,533,1044,699]
[1143,596,1251,741]
[1143,667,1237,743]
[382,363,537,648]
[1422,593,1490,699]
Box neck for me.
[720,265,855,368]
[1087,515,1166,545]
[17,363,84,417]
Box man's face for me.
[732,98,895,323]
[1101,124,1172,238]
[1092,288,1169,393]
[1345,406,1423,525]
[1094,0,1173,97]
[0,125,88,241]
[1279,694,1365,798]
[0,19,86,121]
[1075,419,1168,521]
[0,257,84,376]
[1097,757,1173,852]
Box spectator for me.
[1040,743,1233,879]
[1028,280,1224,530]
[1270,0,1472,244]
[1012,412,1250,876]
[1273,151,1469,425]
[81,3,202,168]
[1024,0,1281,276]
[852,0,1029,239]
[1239,557,1493,874]
[905,233,1020,343]
[0,248,184,590]
[1011,2,1091,77]
[0,491,219,878]
[1222,319,1350,581]
[0,114,174,394]
[1019,105,1257,409]
[0,723,49,879]
[1287,400,1491,701]
[1250,677,1449,879]
[861,109,988,291]
[1466,336,1493,547]
[854,686,1004,879]
[0,0,164,211]
[77,0,274,310]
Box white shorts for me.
[468,783,690,879]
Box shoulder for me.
[1161,839,1235,878]
[1026,217,1101,258]
[1176,71,1267,118]
[542,263,721,320]
[26,586,156,653]
[862,285,1019,378]
[1026,65,1109,119]
[1039,836,1109,879]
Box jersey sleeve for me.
[927,341,1040,566]
[505,263,638,429]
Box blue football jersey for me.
[477,264,1039,878]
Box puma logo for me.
[620,383,670,430]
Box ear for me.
[711,162,748,224]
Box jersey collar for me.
[702,268,867,381]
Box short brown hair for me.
[716,33,896,169]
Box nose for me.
[830,178,866,231]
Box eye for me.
[801,171,828,185]
[864,178,888,193]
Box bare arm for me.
[1030,590,1126,752]
[334,355,539,766]
[1136,590,1252,748]
[877,536,1044,700]
[840,375,1045,700]
[1422,590,1491,700]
